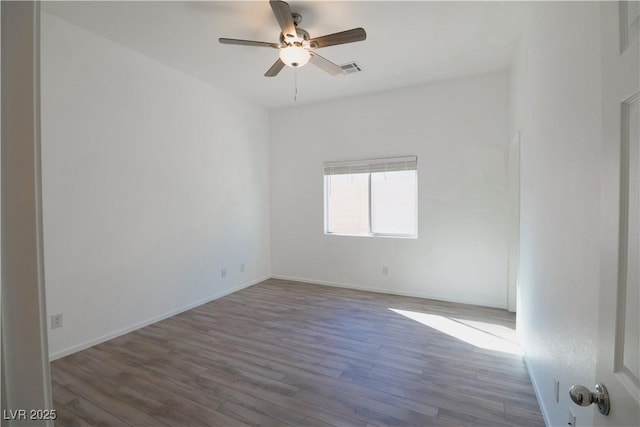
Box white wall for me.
[40,13,271,359]
[511,2,602,426]
[271,71,510,308]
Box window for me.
[324,156,417,238]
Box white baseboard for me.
[523,349,551,427]
[270,274,506,309]
[48,275,270,361]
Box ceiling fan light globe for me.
[279,45,311,68]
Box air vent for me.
[340,62,362,74]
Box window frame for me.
[323,156,418,239]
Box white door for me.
[597,1,640,426]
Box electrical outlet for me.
[568,408,576,426]
[554,376,560,403]
[382,266,389,275]
[221,269,227,278]
[240,263,245,273]
[51,313,63,329]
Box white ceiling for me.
[42,1,525,110]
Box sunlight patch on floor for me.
[389,308,523,355]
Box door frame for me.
[1,2,53,424]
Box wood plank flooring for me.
[51,279,545,426]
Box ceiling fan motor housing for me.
[280,27,310,47]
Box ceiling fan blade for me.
[270,1,297,40]
[308,28,367,49]
[265,58,285,77]
[309,52,342,76]
[219,38,280,49]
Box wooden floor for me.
[51,279,545,427]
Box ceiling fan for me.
[219,0,366,77]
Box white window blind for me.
[323,155,418,176]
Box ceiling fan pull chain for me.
[294,68,298,102]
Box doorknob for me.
[569,383,610,415]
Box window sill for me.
[324,232,418,239]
